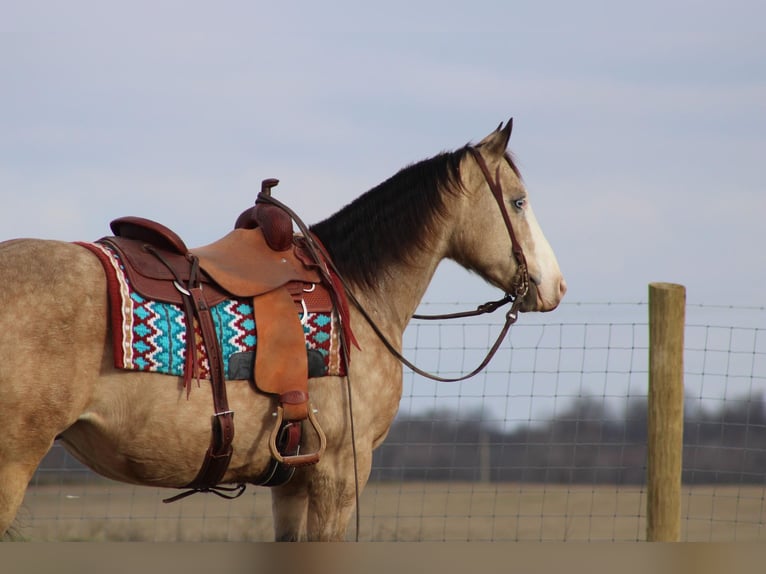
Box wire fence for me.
[17,301,766,541]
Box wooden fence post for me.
[646,282,685,541]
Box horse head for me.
[452,119,566,312]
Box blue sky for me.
[2,1,764,308]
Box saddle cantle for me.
[104,222,322,306]
[93,179,348,495]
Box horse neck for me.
[361,234,450,330]
[319,195,461,334]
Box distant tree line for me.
[37,392,766,485]
[370,392,766,485]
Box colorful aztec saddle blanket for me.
[85,241,346,380]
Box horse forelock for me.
[310,148,471,290]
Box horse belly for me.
[58,375,278,488]
[59,410,198,487]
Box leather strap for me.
[145,248,237,493]
[412,294,514,321]
[185,280,235,489]
[143,246,203,396]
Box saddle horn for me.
[234,179,294,252]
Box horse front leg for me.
[269,447,372,541]
[305,471,362,541]
[270,477,309,541]
[306,447,372,541]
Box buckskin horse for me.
[0,120,565,541]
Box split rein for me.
[258,146,529,384]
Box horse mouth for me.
[518,282,539,312]
[519,280,562,313]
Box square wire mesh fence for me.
[16,302,766,541]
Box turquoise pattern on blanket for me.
[128,294,256,377]
[125,293,336,378]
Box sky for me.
[2,0,765,310]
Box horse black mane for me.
[310,147,470,290]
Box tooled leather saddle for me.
[96,179,350,497]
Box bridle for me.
[376,146,531,382]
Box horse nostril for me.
[559,278,568,297]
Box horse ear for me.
[477,118,513,158]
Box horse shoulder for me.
[343,318,406,449]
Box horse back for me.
[0,237,110,358]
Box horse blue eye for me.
[513,198,526,209]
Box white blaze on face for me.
[524,204,567,311]
[454,120,566,313]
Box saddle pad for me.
[79,241,346,379]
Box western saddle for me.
[98,179,349,496]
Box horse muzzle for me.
[519,276,566,313]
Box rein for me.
[257,146,529,383]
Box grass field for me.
[13,481,766,542]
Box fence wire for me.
[18,301,766,541]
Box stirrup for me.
[269,404,326,467]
